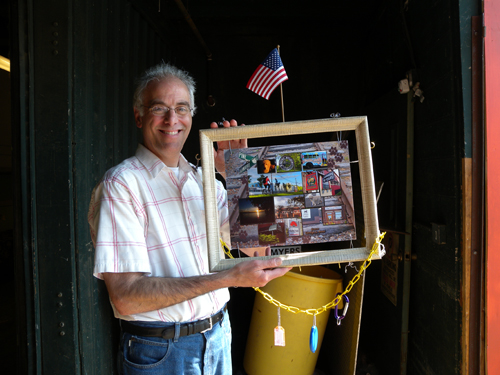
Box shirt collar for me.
[135,144,193,179]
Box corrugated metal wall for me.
[15,0,177,373]
[73,1,172,373]
[75,0,187,370]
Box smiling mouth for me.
[160,130,180,135]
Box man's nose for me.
[163,108,178,122]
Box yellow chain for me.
[221,232,386,316]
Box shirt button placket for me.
[181,182,203,272]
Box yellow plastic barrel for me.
[243,266,343,375]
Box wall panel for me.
[16,0,178,372]
[72,0,174,372]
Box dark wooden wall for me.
[408,0,464,372]
[359,0,468,374]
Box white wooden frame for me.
[199,116,381,272]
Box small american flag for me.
[246,48,288,100]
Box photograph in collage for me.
[276,152,302,173]
[258,222,286,246]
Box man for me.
[88,63,290,375]
[263,175,271,194]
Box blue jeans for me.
[118,308,232,375]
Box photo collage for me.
[225,141,356,251]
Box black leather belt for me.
[120,306,226,340]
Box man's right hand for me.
[221,251,291,288]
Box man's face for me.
[134,77,192,167]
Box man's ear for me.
[133,107,143,128]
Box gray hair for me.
[133,62,197,116]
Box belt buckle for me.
[200,316,213,333]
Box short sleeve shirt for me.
[88,144,230,322]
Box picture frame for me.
[199,116,381,272]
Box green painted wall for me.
[13,0,185,373]
[359,0,474,374]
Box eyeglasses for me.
[143,104,193,118]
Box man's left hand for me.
[210,119,248,179]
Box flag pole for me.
[277,45,285,122]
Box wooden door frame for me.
[485,1,500,374]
